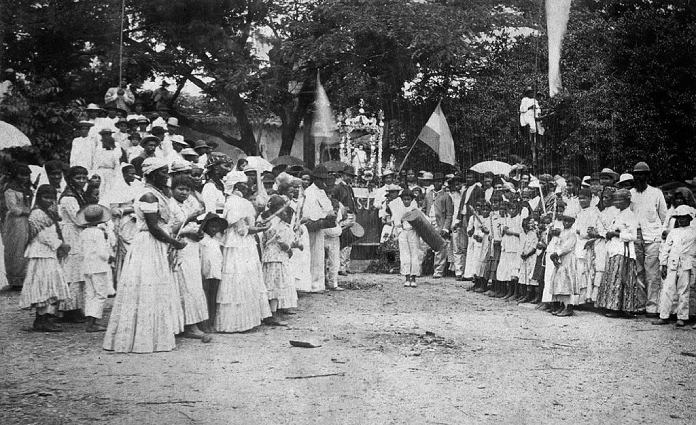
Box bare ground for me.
[1,273,695,425]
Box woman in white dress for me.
[92,127,126,206]
[103,158,186,353]
[288,178,312,293]
[169,175,210,341]
[215,171,271,332]
[201,153,231,214]
[58,166,90,321]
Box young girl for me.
[76,204,115,332]
[391,189,420,287]
[463,201,484,283]
[574,187,604,304]
[485,194,505,297]
[498,201,523,300]
[539,200,566,312]
[170,175,210,341]
[19,185,70,332]
[199,213,226,333]
[549,215,578,317]
[261,195,298,325]
[595,189,643,317]
[519,216,539,302]
[474,202,491,293]
[593,187,619,305]
[58,166,89,322]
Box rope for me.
[118,0,126,87]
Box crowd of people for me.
[1,99,695,355]
[378,163,696,327]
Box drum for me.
[340,222,365,248]
[402,209,445,251]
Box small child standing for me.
[498,201,523,300]
[75,204,115,332]
[19,185,70,332]
[549,215,578,317]
[391,189,421,287]
[653,205,696,327]
[519,216,539,303]
[261,195,298,326]
[463,201,484,282]
[198,213,227,333]
[474,202,491,293]
[485,195,506,297]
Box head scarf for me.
[142,157,169,176]
[223,171,247,195]
[60,166,88,208]
[205,152,231,192]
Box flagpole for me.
[397,136,420,172]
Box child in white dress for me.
[76,204,115,332]
[199,213,226,333]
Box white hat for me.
[169,160,192,174]
[581,176,591,187]
[170,135,187,146]
[385,184,402,192]
[618,173,634,184]
[382,169,394,177]
[86,103,102,111]
[98,125,116,134]
[223,171,248,195]
[674,205,695,218]
[180,148,197,156]
[142,157,169,176]
[421,171,434,180]
[167,117,179,127]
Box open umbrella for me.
[271,155,304,167]
[0,121,31,149]
[243,156,273,173]
[470,160,512,176]
[320,160,349,173]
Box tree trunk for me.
[225,90,258,155]
[278,79,314,156]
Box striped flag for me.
[418,102,456,165]
[546,0,572,97]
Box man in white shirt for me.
[630,161,668,315]
[519,86,540,135]
[373,169,395,210]
[70,121,97,170]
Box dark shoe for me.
[86,324,107,333]
[338,271,348,276]
[645,313,659,319]
[676,320,686,327]
[556,307,574,317]
[651,318,670,325]
[328,286,345,291]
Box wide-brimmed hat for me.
[311,164,331,179]
[420,171,434,180]
[98,126,116,134]
[75,204,112,226]
[170,135,187,147]
[167,117,179,127]
[140,135,160,146]
[633,162,650,173]
[223,170,248,194]
[77,120,94,128]
[193,140,211,151]
[169,160,192,174]
[599,168,619,179]
[136,115,150,124]
[674,205,696,218]
[199,212,228,233]
[180,148,198,157]
[142,157,169,176]
[86,103,102,111]
[386,184,402,192]
[382,169,394,177]
[618,173,634,184]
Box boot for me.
[494,281,506,298]
[551,302,565,315]
[489,280,499,297]
[521,286,535,303]
[556,304,574,317]
[533,283,543,304]
[475,278,486,293]
[515,284,526,302]
[502,281,515,300]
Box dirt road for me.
[2,274,695,424]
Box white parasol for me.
[243,156,273,173]
[0,121,31,149]
[469,160,512,176]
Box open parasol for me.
[243,156,273,173]
[271,155,304,167]
[320,160,349,173]
[0,121,31,149]
[470,160,512,176]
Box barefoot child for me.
[76,204,115,332]
[519,216,539,302]
[261,195,298,326]
[199,213,226,332]
[19,185,71,332]
[653,205,696,327]
[549,215,578,317]
[499,201,523,300]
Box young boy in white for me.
[654,205,696,327]
[76,204,115,332]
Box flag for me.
[418,102,456,165]
[546,0,572,98]
[310,72,338,142]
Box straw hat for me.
[75,204,112,226]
